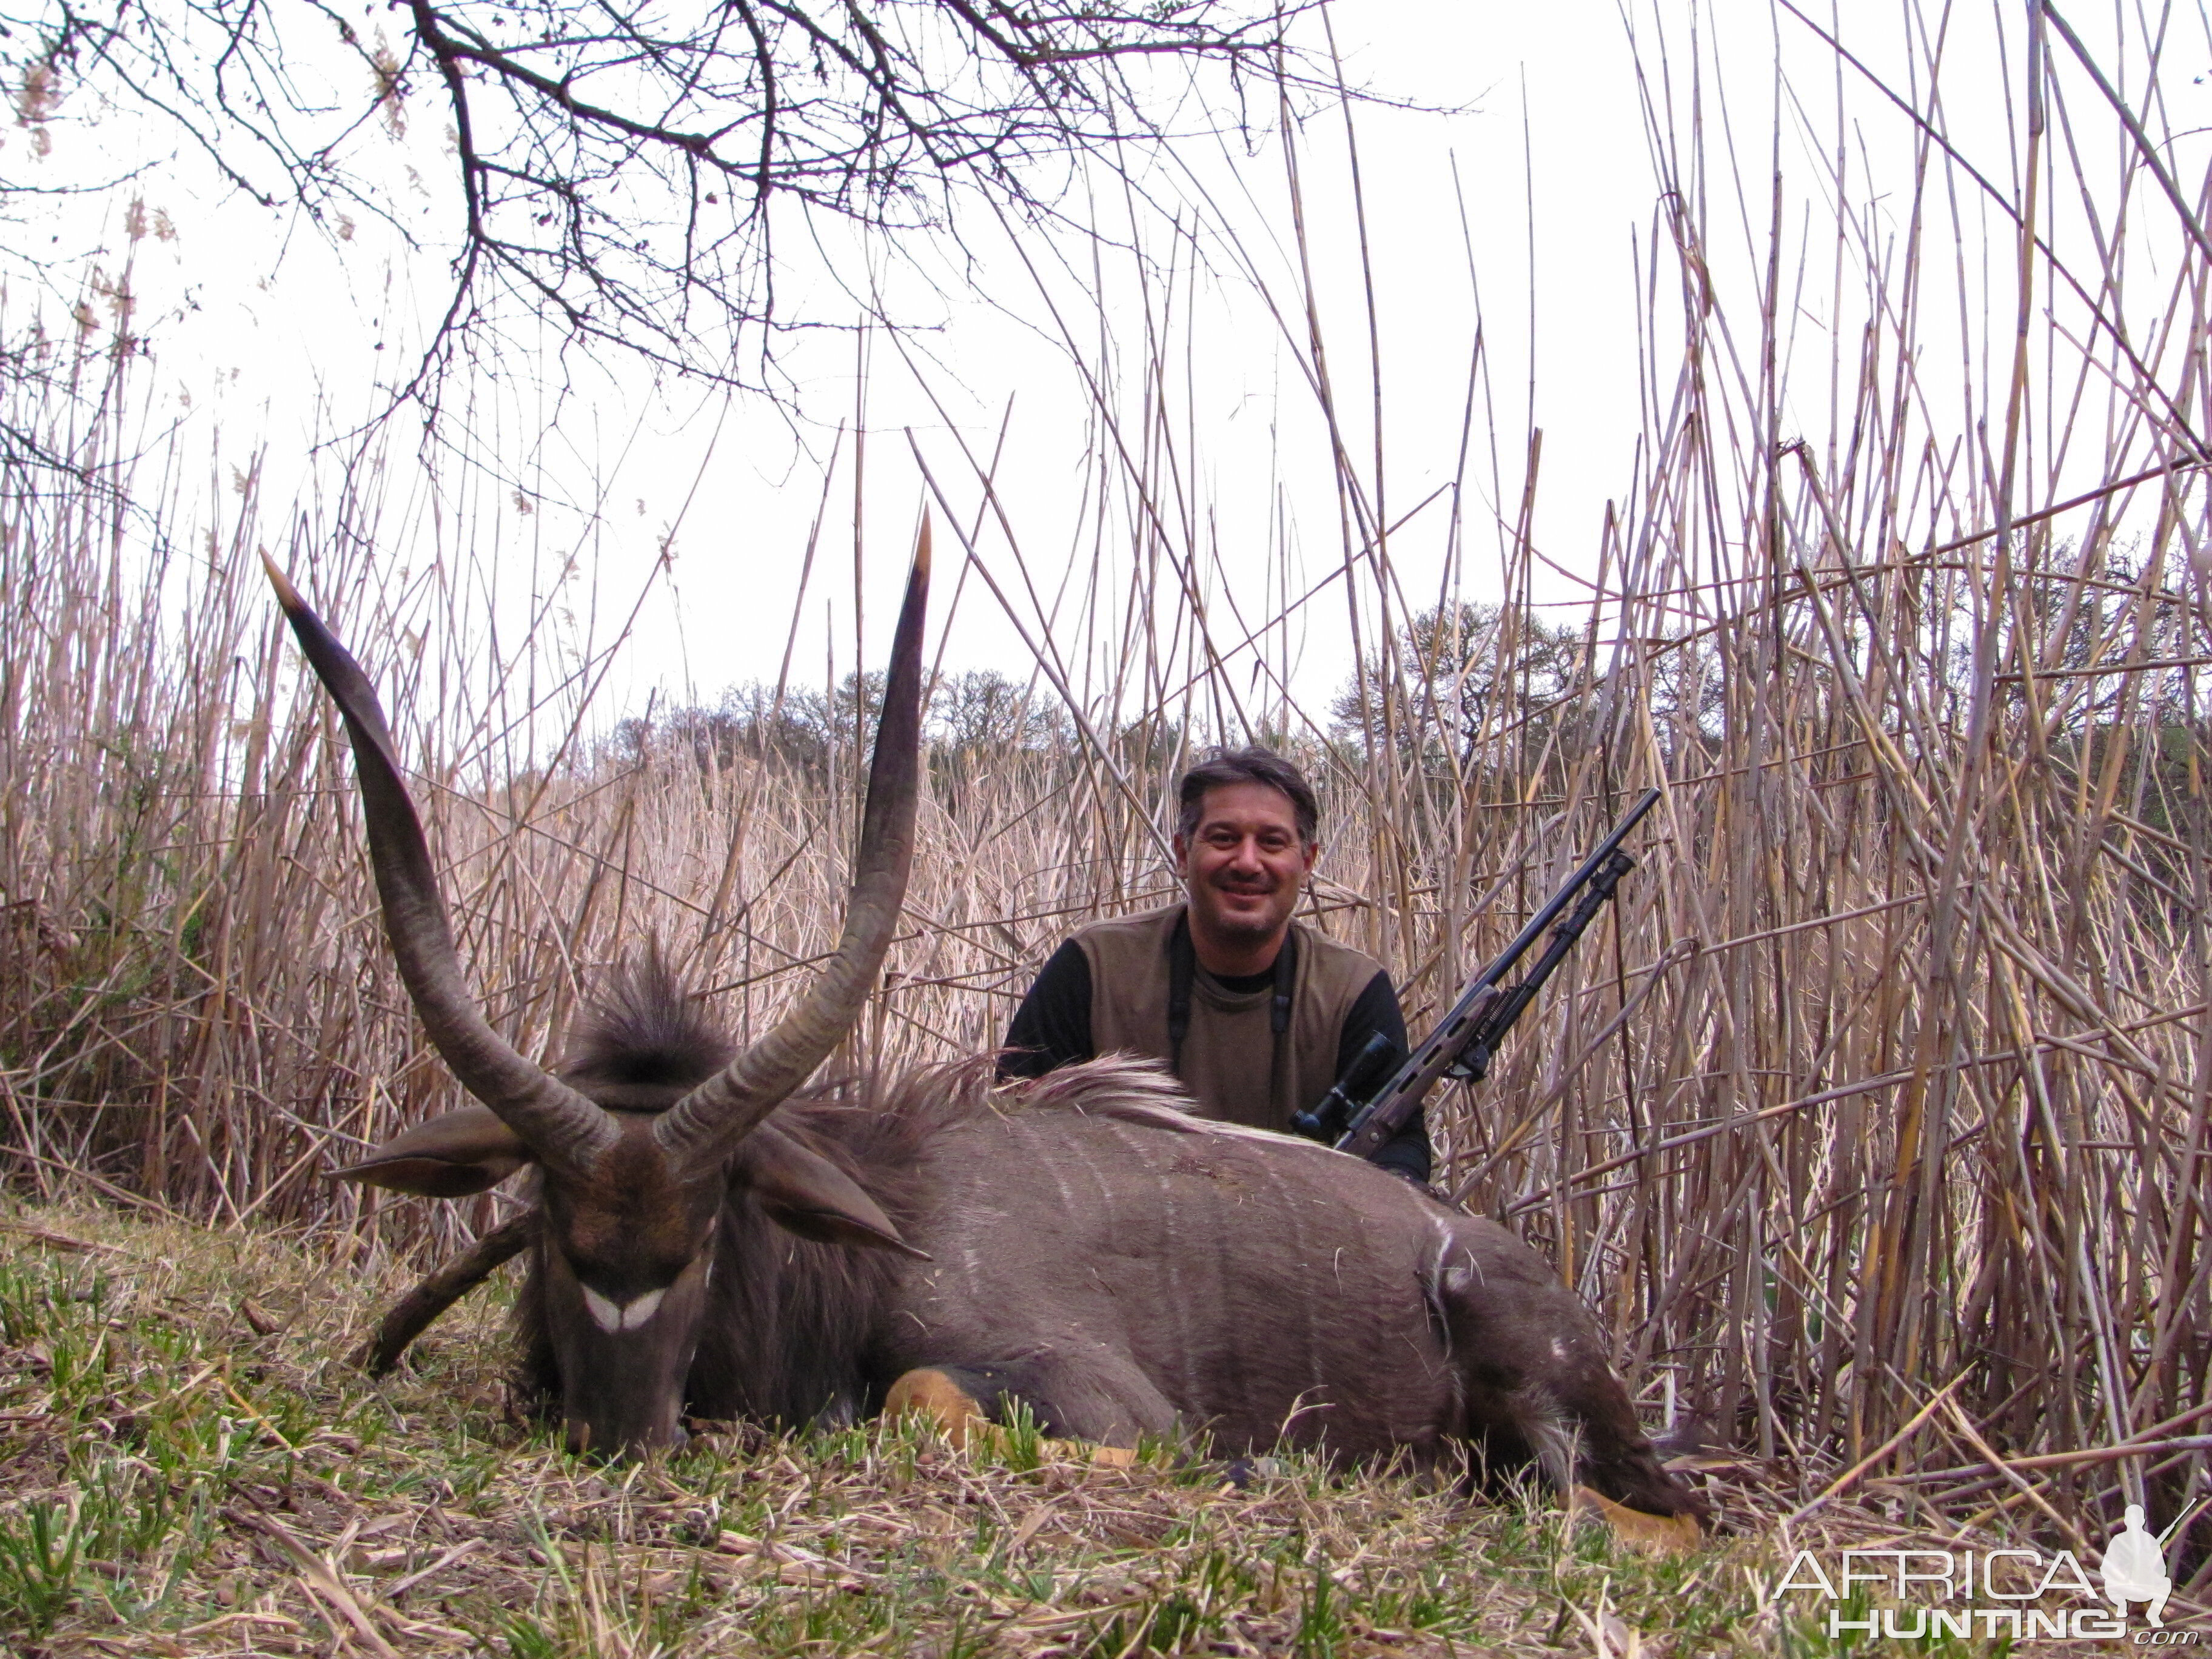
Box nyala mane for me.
[560,944,734,1110]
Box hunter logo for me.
[2104,1506,2174,1629]
[1768,1502,2201,1643]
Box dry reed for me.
[4,0,2210,1598]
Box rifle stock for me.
[1332,789,1661,1167]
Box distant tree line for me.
[1327,600,1597,785]
[599,548,2209,825]
[600,666,1076,779]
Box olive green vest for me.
[1074,903,1384,1134]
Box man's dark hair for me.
[1175,747,1321,848]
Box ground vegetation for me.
[4,0,2212,1643]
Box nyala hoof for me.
[884,1368,1135,1468]
[884,1367,989,1448]
[1569,1485,1706,1557]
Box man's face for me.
[1176,782,1318,949]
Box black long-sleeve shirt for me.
[1000,940,1432,1184]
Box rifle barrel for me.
[1478,789,1661,991]
[1330,788,1663,1161]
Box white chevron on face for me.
[582,1285,666,1333]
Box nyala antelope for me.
[267,530,1704,1548]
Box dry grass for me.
[2,1201,2161,1657]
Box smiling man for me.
[999,748,1430,1184]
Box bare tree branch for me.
[2,0,1329,407]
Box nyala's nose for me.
[565,1418,686,1458]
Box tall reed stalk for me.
[4,1,2209,1559]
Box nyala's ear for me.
[333,1105,534,1198]
[742,1124,929,1259]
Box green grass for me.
[0,1202,2116,1656]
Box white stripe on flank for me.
[1105,1117,1201,1408]
[1255,1155,1324,1403]
[583,1285,666,1333]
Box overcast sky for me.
[15,2,2210,736]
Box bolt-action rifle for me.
[1293,789,1663,1162]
